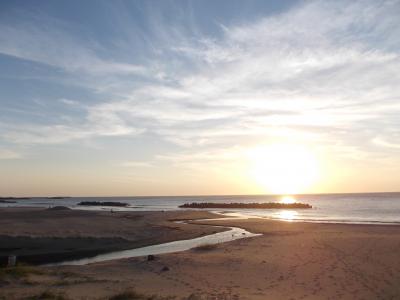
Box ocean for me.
[2,192,400,225]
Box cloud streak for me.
[0,148,22,160]
[0,18,146,77]
[1,0,399,170]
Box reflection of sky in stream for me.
[47,221,261,266]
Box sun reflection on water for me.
[276,210,298,222]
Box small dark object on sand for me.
[161,266,169,272]
[147,255,155,261]
[193,243,218,251]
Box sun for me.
[247,143,319,194]
[280,196,296,204]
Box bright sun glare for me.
[248,144,319,194]
[277,210,298,221]
[280,196,296,204]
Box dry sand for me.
[1,208,400,299]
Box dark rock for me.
[161,266,169,272]
[147,255,155,261]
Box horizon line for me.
[3,191,400,198]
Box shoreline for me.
[1,206,400,266]
[214,211,400,226]
[4,204,400,226]
[2,208,400,299]
[2,207,400,266]
[0,208,228,266]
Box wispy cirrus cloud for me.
[0,19,146,77]
[1,119,141,145]
[373,137,400,150]
[1,0,400,168]
[120,161,154,168]
[0,148,22,160]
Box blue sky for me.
[0,0,399,196]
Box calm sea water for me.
[2,193,400,225]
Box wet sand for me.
[1,208,400,299]
[0,207,226,265]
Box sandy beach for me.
[0,207,226,265]
[1,208,400,299]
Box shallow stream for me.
[47,218,261,266]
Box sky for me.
[0,0,399,196]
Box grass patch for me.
[24,290,69,300]
[108,290,175,300]
[52,277,106,286]
[192,243,218,251]
[0,264,45,280]
[57,271,76,278]
[108,290,152,300]
[21,277,41,285]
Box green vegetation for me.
[109,291,148,300]
[0,265,44,280]
[108,290,182,300]
[107,288,207,300]
[108,290,175,300]
[24,291,69,300]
